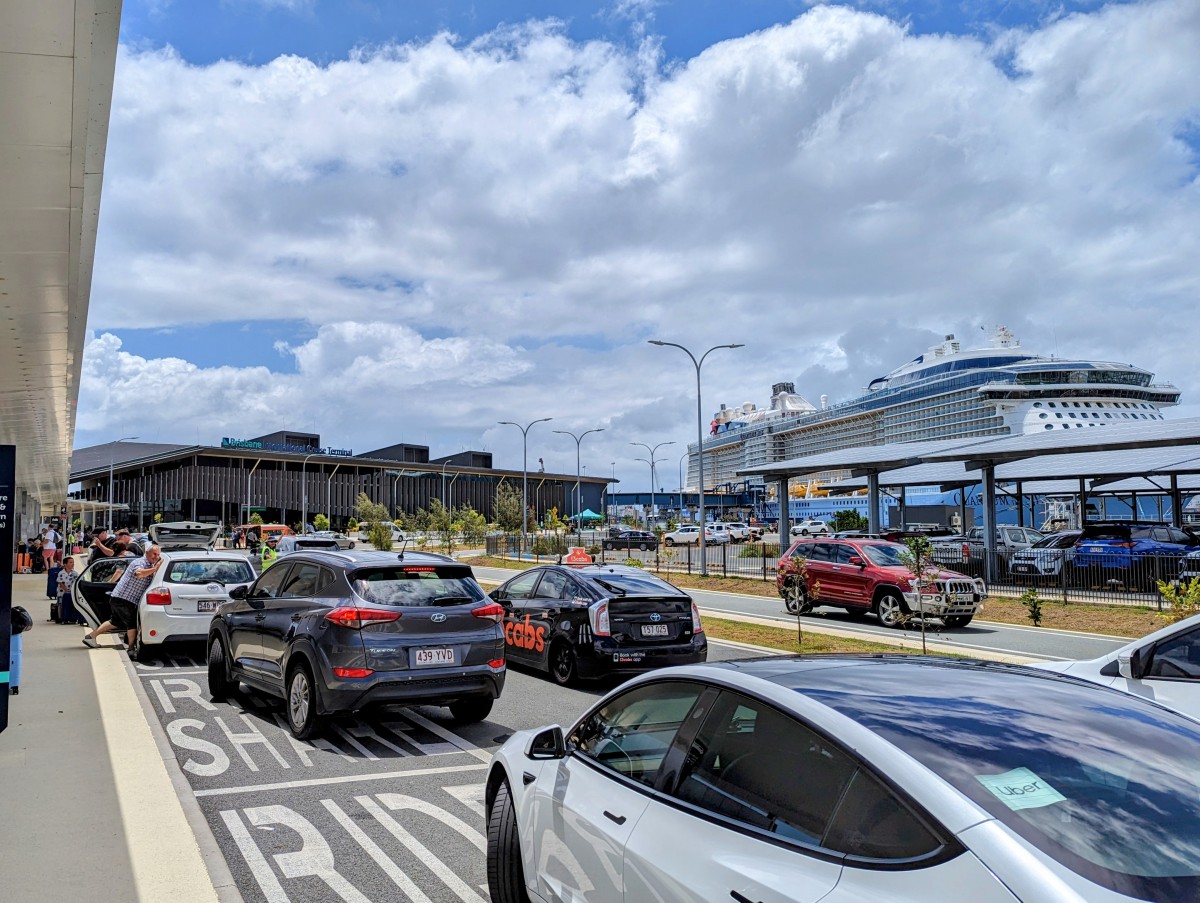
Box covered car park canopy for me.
[570,509,604,520]
[739,417,1200,580]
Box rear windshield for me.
[352,566,486,607]
[165,559,255,585]
[1032,533,1077,549]
[583,571,685,596]
[1080,524,1143,540]
[803,665,1200,900]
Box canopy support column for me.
[982,465,998,584]
[867,472,880,535]
[777,477,790,543]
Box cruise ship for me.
[689,327,1180,493]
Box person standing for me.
[260,541,277,570]
[43,526,60,569]
[82,545,163,649]
[88,528,116,565]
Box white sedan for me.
[662,525,728,546]
[789,519,830,536]
[1037,610,1200,722]
[485,658,1200,903]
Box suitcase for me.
[49,600,61,623]
[58,592,82,625]
[46,565,62,599]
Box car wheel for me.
[875,592,908,629]
[800,528,810,536]
[548,641,577,686]
[783,580,812,615]
[348,542,355,549]
[664,538,675,547]
[449,696,494,723]
[603,541,614,550]
[285,661,326,740]
[638,543,649,551]
[207,635,234,701]
[944,615,974,628]
[487,780,531,903]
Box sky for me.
[80,0,1200,491]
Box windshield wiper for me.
[592,578,627,596]
[429,595,478,606]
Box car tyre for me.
[285,661,326,740]
[348,541,355,549]
[944,615,974,628]
[875,591,908,629]
[603,541,614,550]
[207,635,234,701]
[664,538,675,547]
[549,641,577,686]
[782,580,812,615]
[487,780,531,903]
[637,543,649,551]
[449,696,494,723]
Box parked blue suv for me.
[1073,521,1200,589]
[207,549,505,738]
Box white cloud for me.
[85,1,1200,478]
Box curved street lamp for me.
[300,452,318,531]
[630,440,675,530]
[554,427,605,525]
[648,340,744,575]
[499,417,553,542]
[108,436,138,530]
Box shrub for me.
[623,557,644,568]
[586,544,600,556]
[532,537,550,555]
[1158,576,1200,624]
[313,514,330,532]
[1021,586,1043,627]
[738,542,781,559]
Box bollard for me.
[9,605,32,696]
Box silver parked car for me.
[486,657,1200,903]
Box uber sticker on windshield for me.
[976,767,1067,811]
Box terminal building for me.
[69,430,609,531]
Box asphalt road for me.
[469,565,1131,662]
[134,640,759,903]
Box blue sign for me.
[221,437,353,457]
[1,444,14,732]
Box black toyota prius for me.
[488,564,707,685]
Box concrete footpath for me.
[0,575,232,903]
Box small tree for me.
[355,491,393,551]
[832,510,869,533]
[1157,577,1200,624]
[427,499,454,551]
[1021,586,1043,627]
[347,516,359,533]
[898,535,939,654]
[493,482,524,534]
[248,512,263,525]
[777,554,819,648]
[457,504,488,548]
[313,513,330,532]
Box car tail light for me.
[325,608,402,629]
[961,543,971,560]
[146,587,172,606]
[472,603,505,623]
[691,602,703,633]
[332,667,375,678]
[1116,541,1136,549]
[589,601,611,637]
[487,659,506,670]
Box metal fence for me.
[483,532,1198,609]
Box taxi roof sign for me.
[563,547,593,566]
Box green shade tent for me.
[571,509,604,520]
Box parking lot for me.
[132,640,756,902]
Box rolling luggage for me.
[46,565,62,599]
[49,599,61,623]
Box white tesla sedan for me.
[485,657,1200,903]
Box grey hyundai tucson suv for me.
[206,549,505,738]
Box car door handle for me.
[254,614,266,621]
[730,892,760,903]
[291,614,302,621]
[603,811,626,825]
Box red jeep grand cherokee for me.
[776,538,987,629]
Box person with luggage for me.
[55,557,84,625]
[82,545,163,649]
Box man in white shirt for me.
[43,527,60,569]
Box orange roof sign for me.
[563,547,593,566]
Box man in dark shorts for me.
[82,545,163,649]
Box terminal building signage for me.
[221,438,354,457]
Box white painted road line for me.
[194,762,489,797]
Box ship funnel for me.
[772,382,796,396]
[820,394,828,410]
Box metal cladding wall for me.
[70,449,607,527]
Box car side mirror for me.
[228,585,248,600]
[848,556,864,567]
[526,725,566,760]
[1118,648,1147,680]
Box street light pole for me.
[630,440,675,530]
[441,460,452,510]
[648,339,744,576]
[300,452,318,532]
[108,436,138,530]
[385,470,403,520]
[678,450,690,520]
[499,418,553,545]
[554,427,605,525]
